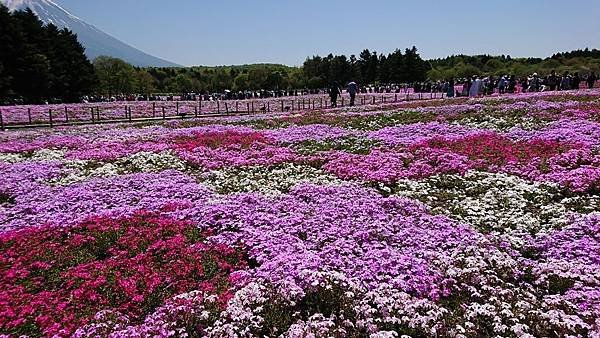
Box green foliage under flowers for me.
[0,192,15,205]
[294,137,380,155]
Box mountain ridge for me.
[1,0,181,67]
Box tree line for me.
[302,47,430,88]
[92,58,306,98]
[427,49,600,80]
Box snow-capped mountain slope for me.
[2,0,181,67]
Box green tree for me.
[233,73,249,90]
[93,56,136,97]
[134,70,156,95]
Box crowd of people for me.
[449,71,597,97]
[322,71,598,107]
[83,89,327,103]
[81,89,332,104]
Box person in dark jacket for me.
[447,78,455,97]
[548,70,559,91]
[507,75,517,93]
[588,72,597,89]
[347,81,358,106]
[329,82,341,108]
[572,72,581,90]
[560,72,571,91]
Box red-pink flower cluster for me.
[0,212,247,337]
[172,130,271,151]
[419,132,578,169]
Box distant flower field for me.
[1,90,600,337]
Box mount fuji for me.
[1,0,181,67]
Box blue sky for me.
[56,0,600,66]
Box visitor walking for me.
[588,72,597,89]
[572,72,581,90]
[347,81,358,106]
[529,73,541,92]
[329,82,341,108]
[447,78,455,97]
[560,72,571,90]
[497,76,507,94]
[507,75,517,93]
[469,76,483,97]
[548,70,559,91]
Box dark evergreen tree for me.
[0,4,95,104]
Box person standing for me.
[560,72,571,91]
[347,81,358,106]
[507,75,517,93]
[447,78,455,97]
[548,70,559,91]
[469,76,480,97]
[530,73,541,92]
[329,82,341,108]
[462,79,470,97]
[588,72,597,89]
[497,76,507,94]
[572,73,582,90]
[520,77,529,93]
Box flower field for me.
[1,90,600,337]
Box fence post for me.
[225,102,229,114]
[217,100,220,114]
[162,106,166,119]
[395,94,398,102]
[28,108,32,124]
[97,107,101,121]
[251,101,255,113]
[247,102,250,114]
[176,101,180,115]
[64,106,69,123]
[341,97,345,107]
[152,102,156,118]
[0,109,4,129]
[194,106,198,117]
[91,107,95,122]
[267,102,270,112]
[281,100,284,112]
[49,109,53,127]
[128,106,132,121]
